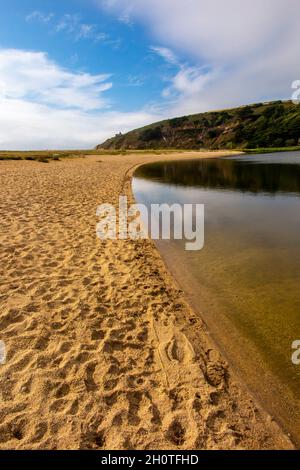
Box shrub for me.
[169,117,189,128]
[237,106,254,119]
[140,126,163,142]
[208,129,219,139]
[286,139,297,146]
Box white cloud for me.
[150,45,217,105]
[0,98,158,150]
[26,10,113,45]
[26,11,54,23]
[170,67,215,96]
[0,49,112,110]
[0,49,158,149]
[77,23,94,39]
[127,75,145,87]
[55,14,109,43]
[100,0,295,62]
[75,24,109,42]
[99,0,300,113]
[150,46,178,65]
[55,14,79,33]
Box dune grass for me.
[0,148,197,162]
[244,146,300,154]
[0,150,85,162]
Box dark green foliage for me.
[140,126,163,142]
[237,106,254,119]
[215,112,230,125]
[169,116,189,128]
[207,129,219,139]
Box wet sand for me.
[0,152,293,449]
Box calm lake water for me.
[133,151,300,444]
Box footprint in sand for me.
[165,332,195,365]
[166,418,186,446]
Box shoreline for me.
[0,151,293,449]
[130,154,300,447]
[128,154,296,449]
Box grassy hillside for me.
[97,100,300,151]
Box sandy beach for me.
[0,151,293,450]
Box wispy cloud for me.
[127,74,145,87]
[150,46,178,66]
[55,14,111,43]
[150,45,214,108]
[26,11,111,44]
[118,10,133,25]
[26,11,54,23]
[78,23,95,39]
[55,13,79,33]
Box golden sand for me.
[0,152,293,449]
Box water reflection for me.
[135,153,300,195]
[133,151,300,444]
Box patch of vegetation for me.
[0,151,83,162]
[0,148,193,162]
[245,146,300,154]
[140,126,163,142]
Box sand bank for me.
[0,152,293,449]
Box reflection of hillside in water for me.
[135,159,300,195]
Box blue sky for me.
[0,0,299,149]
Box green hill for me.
[97,100,300,151]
